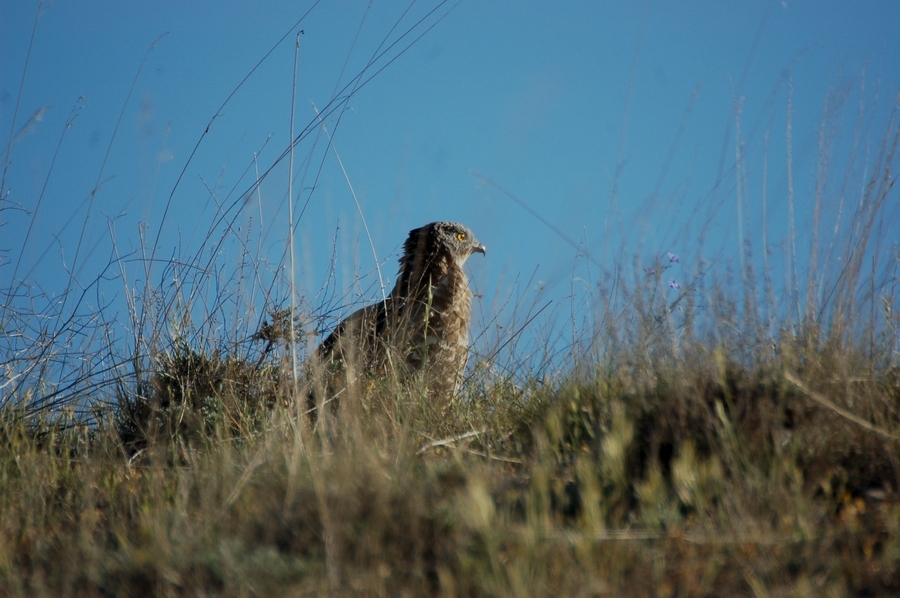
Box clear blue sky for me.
[3,1,900,370]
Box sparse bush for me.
[114,339,284,451]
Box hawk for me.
[310,221,486,411]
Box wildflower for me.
[667,252,679,263]
[644,267,655,276]
[668,279,680,290]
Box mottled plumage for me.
[311,222,485,410]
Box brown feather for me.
[311,221,485,411]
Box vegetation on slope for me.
[2,260,900,596]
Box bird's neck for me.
[392,252,459,300]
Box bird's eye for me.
[456,232,466,241]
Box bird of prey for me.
[310,221,485,412]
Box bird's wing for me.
[317,298,393,369]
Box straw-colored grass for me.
[2,257,900,596]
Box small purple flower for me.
[668,279,681,290]
[644,267,655,276]
[667,252,679,263]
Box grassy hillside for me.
[2,243,900,597]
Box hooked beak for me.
[473,243,486,256]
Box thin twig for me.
[288,31,303,402]
[457,448,523,464]
[418,428,485,454]
[516,527,804,545]
[786,372,898,441]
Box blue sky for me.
[3,1,900,374]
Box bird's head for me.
[428,221,486,263]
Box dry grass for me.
[2,271,900,596]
